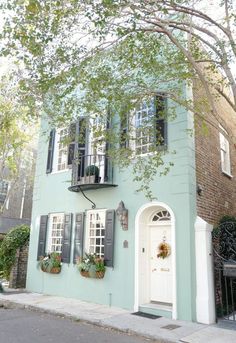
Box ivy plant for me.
[0,225,30,280]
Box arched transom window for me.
[151,210,171,222]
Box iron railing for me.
[213,221,236,322]
[71,154,114,187]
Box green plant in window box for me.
[77,253,105,279]
[39,252,62,274]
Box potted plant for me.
[77,253,105,279]
[84,165,100,183]
[39,252,62,274]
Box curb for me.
[0,298,176,343]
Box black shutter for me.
[67,123,76,166]
[120,111,129,149]
[104,210,115,267]
[77,118,87,179]
[46,129,55,173]
[104,113,111,181]
[61,213,73,263]
[155,95,167,147]
[73,212,85,263]
[37,215,48,260]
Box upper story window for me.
[219,125,231,176]
[135,100,155,155]
[0,180,9,205]
[56,128,69,171]
[47,213,64,253]
[132,95,167,155]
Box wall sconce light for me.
[197,184,203,196]
[116,201,128,230]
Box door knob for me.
[152,268,157,272]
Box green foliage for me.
[39,252,61,272]
[77,253,105,273]
[1,0,235,199]
[85,165,100,177]
[0,225,30,280]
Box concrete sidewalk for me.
[0,290,236,343]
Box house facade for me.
[0,147,36,236]
[26,87,236,323]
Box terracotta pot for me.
[80,270,90,277]
[50,267,61,274]
[95,271,105,279]
[80,270,105,279]
[41,265,61,274]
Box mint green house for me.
[26,94,217,324]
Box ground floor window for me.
[86,210,106,257]
[47,213,64,253]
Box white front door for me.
[150,225,172,304]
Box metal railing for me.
[71,154,113,187]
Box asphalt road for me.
[0,308,155,343]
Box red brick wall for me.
[194,83,236,225]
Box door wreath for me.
[157,242,171,259]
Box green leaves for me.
[1,0,235,199]
[0,225,30,279]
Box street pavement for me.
[0,308,153,343]
[0,290,236,342]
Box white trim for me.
[85,209,106,256]
[195,216,215,324]
[134,201,177,319]
[219,131,231,176]
[52,128,69,173]
[46,212,65,253]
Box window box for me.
[39,252,62,274]
[79,270,105,279]
[77,253,106,279]
[41,266,61,274]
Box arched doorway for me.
[134,202,176,319]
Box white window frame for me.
[52,128,69,173]
[134,99,156,156]
[47,213,65,253]
[219,127,232,177]
[88,117,106,182]
[85,209,106,258]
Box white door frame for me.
[134,201,177,319]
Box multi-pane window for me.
[87,210,106,257]
[219,130,231,176]
[135,96,166,155]
[135,100,155,155]
[57,128,68,171]
[48,213,64,253]
[0,180,9,204]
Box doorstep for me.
[139,302,172,319]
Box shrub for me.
[0,225,30,279]
[85,165,99,177]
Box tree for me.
[1,0,235,198]
[0,75,37,212]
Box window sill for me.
[50,169,69,175]
[134,146,168,158]
[222,170,233,179]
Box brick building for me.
[0,147,36,236]
[194,83,236,224]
